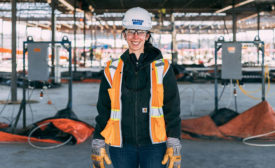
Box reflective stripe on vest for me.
[101,58,169,147]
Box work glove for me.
[162,137,182,168]
[91,139,112,168]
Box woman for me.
[91,7,182,168]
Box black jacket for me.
[93,44,181,146]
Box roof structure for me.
[0,0,275,34]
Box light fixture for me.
[38,24,50,29]
[215,0,255,13]
[215,5,233,14]
[59,0,74,10]
[58,0,83,12]
[238,13,258,22]
[61,23,73,29]
[238,12,264,22]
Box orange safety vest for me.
[101,58,170,147]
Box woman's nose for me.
[133,32,139,38]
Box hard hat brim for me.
[124,25,151,31]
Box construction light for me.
[61,23,73,29]
[235,0,255,7]
[238,12,264,22]
[59,0,74,11]
[46,0,83,12]
[215,5,233,13]
[38,24,50,29]
[215,0,255,13]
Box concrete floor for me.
[1,139,275,168]
[1,82,275,168]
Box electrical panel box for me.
[28,43,49,81]
[221,43,242,79]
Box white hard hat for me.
[122,7,152,31]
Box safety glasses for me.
[125,29,148,37]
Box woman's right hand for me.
[91,139,112,168]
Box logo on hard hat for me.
[132,19,144,25]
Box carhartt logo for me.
[132,19,144,25]
[142,108,148,113]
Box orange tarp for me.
[0,118,94,144]
[0,131,61,143]
[219,101,275,139]
[38,118,95,144]
[182,101,275,140]
[181,116,227,139]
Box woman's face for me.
[124,29,150,54]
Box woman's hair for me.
[145,32,152,46]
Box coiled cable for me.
[243,130,275,147]
[28,122,73,150]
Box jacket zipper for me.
[135,62,138,145]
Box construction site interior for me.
[1,0,275,168]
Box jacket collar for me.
[120,44,163,66]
